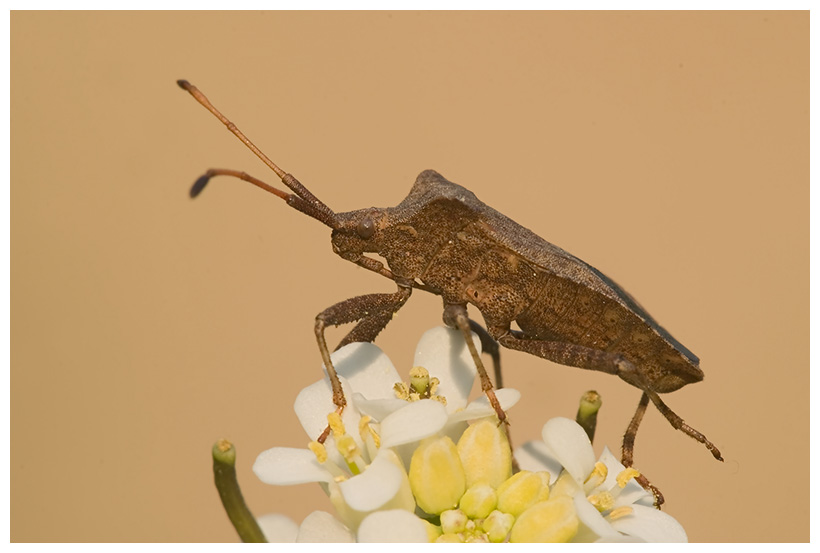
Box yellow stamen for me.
[394,381,410,400]
[336,434,358,459]
[607,506,634,521]
[358,415,381,448]
[584,461,608,490]
[308,440,328,463]
[617,468,641,488]
[587,491,615,512]
[327,412,345,437]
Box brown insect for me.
[178,80,722,506]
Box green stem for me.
[212,439,267,543]
[575,390,602,443]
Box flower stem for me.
[212,439,267,543]
[575,390,602,443]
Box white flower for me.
[355,327,520,438]
[249,327,687,543]
[253,326,519,535]
[514,417,688,543]
[258,510,431,543]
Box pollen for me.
[396,367,447,404]
[394,381,410,400]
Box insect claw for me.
[317,424,331,445]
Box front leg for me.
[314,285,412,442]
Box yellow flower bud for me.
[457,420,512,488]
[510,496,579,543]
[409,436,466,515]
[422,519,442,542]
[535,471,551,502]
[496,470,547,517]
[482,510,515,543]
[440,509,468,534]
[459,483,497,519]
[550,471,581,499]
[435,533,464,543]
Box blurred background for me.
[10,11,807,542]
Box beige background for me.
[10,11,808,542]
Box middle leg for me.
[443,303,507,425]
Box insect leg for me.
[468,319,503,388]
[443,304,508,426]
[314,285,412,442]
[622,392,665,507]
[496,331,626,377]
[621,392,649,468]
[334,293,411,350]
[644,389,724,462]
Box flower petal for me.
[541,417,596,484]
[513,440,563,483]
[338,448,404,512]
[596,446,627,489]
[357,510,430,543]
[253,447,333,485]
[379,399,449,448]
[596,446,654,507]
[609,504,688,543]
[572,492,621,541]
[449,388,521,422]
[330,342,402,400]
[293,376,361,445]
[352,394,409,422]
[256,513,299,543]
[295,511,355,543]
[413,327,481,411]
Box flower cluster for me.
[251,327,687,543]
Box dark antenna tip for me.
[177,79,191,90]
[190,174,211,198]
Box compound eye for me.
[356,217,375,239]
